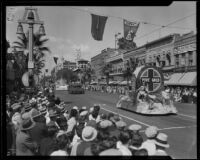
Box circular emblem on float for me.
[136,66,164,93]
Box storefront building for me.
[145,34,179,74]
[91,48,109,81]
[123,45,146,67]
[105,49,127,82]
[165,31,196,86]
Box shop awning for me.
[164,73,184,85]
[178,72,196,86]
[119,81,131,85]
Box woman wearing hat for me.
[16,119,38,155]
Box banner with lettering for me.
[123,19,140,41]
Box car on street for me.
[68,84,85,94]
[56,84,69,91]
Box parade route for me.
[55,90,197,159]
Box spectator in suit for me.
[29,109,48,148]
[39,121,59,155]
[16,119,38,155]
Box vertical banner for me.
[123,19,140,41]
[91,14,108,41]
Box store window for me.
[188,51,193,66]
[175,55,179,67]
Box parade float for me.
[116,65,177,115]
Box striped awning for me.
[164,73,184,85]
[178,72,196,86]
[164,72,196,86]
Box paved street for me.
[55,90,197,159]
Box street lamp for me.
[115,32,121,50]
[16,7,45,87]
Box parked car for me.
[56,84,69,91]
[68,84,85,94]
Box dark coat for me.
[39,137,58,155]
[76,141,92,156]
[29,122,48,146]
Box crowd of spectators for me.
[87,84,196,104]
[165,86,196,104]
[6,88,173,157]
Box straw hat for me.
[110,115,121,123]
[49,109,58,117]
[22,112,31,120]
[11,103,22,110]
[80,110,88,116]
[20,119,36,131]
[81,106,87,110]
[115,121,127,129]
[30,108,42,119]
[73,106,79,110]
[99,148,122,156]
[82,126,97,142]
[128,124,142,132]
[154,133,170,148]
[89,107,94,113]
[99,120,113,129]
[24,104,32,112]
[145,126,158,138]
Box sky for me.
[6,2,196,75]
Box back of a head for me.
[119,130,131,145]
[134,148,148,156]
[47,125,58,137]
[56,133,70,150]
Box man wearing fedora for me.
[154,133,170,156]
[29,109,48,150]
[16,119,38,155]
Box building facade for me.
[63,60,76,70]
[91,48,110,81]
[123,45,146,67]
[145,34,179,74]
[173,31,196,73]
[105,49,127,81]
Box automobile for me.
[56,84,69,91]
[68,84,85,94]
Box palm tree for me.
[13,32,51,75]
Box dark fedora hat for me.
[20,118,36,131]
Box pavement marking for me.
[177,113,196,119]
[100,105,151,127]
[140,125,197,132]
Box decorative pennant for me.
[91,14,108,41]
[123,19,140,41]
[53,57,58,64]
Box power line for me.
[135,13,196,41]
[69,7,195,31]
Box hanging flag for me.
[53,57,58,64]
[123,19,140,41]
[91,14,108,41]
